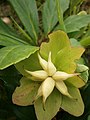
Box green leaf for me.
[34,89,62,120]
[42,0,57,35]
[12,77,40,106]
[8,0,39,44]
[64,15,90,33]
[0,19,29,46]
[80,36,90,47]
[0,45,39,70]
[70,38,81,47]
[55,46,85,73]
[40,30,70,62]
[0,32,28,46]
[42,0,70,35]
[76,64,89,83]
[15,52,42,77]
[61,82,84,116]
[66,76,85,88]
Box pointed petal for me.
[25,70,48,81]
[56,81,72,98]
[38,53,47,71]
[35,84,43,100]
[53,71,79,81]
[47,52,56,76]
[42,77,55,104]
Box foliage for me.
[0,0,90,120]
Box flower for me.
[13,30,86,118]
[25,52,79,105]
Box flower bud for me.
[25,70,48,80]
[47,52,56,76]
[53,71,79,81]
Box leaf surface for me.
[0,45,39,70]
[55,46,85,73]
[64,15,90,33]
[12,77,40,106]
[34,89,62,120]
[42,0,70,35]
[61,82,84,116]
[40,30,70,62]
[8,0,39,44]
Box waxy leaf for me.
[12,77,40,106]
[55,46,85,73]
[61,82,84,116]
[40,30,70,62]
[64,15,90,33]
[34,89,62,120]
[8,0,39,45]
[0,45,39,70]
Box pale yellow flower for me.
[25,52,79,105]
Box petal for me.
[47,52,56,76]
[42,77,55,104]
[38,53,47,71]
[36,77,55,104]
[55,81,72,98]
[25,70,48,81]
[53,71,79,81]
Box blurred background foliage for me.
[0,0,90,120]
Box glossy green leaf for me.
[66,76,85,88]
[0,45,39,70]
[55,46,85,73]
[40,30,70,62]
[34,89,62,120]
[12,77,40,106]
[61,82,84,116]
[64,15,90,33]
[80,36,90,47]
[42,0,70,35]
[8,0,39,44]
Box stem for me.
[56,0,66,32]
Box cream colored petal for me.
[56,81,72,98]
[38,53,47,71]
[25,70,48,80]
[47,52,56,76]
[35,84,43,100]
[42,77,55,104]
[53,71,79,81]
